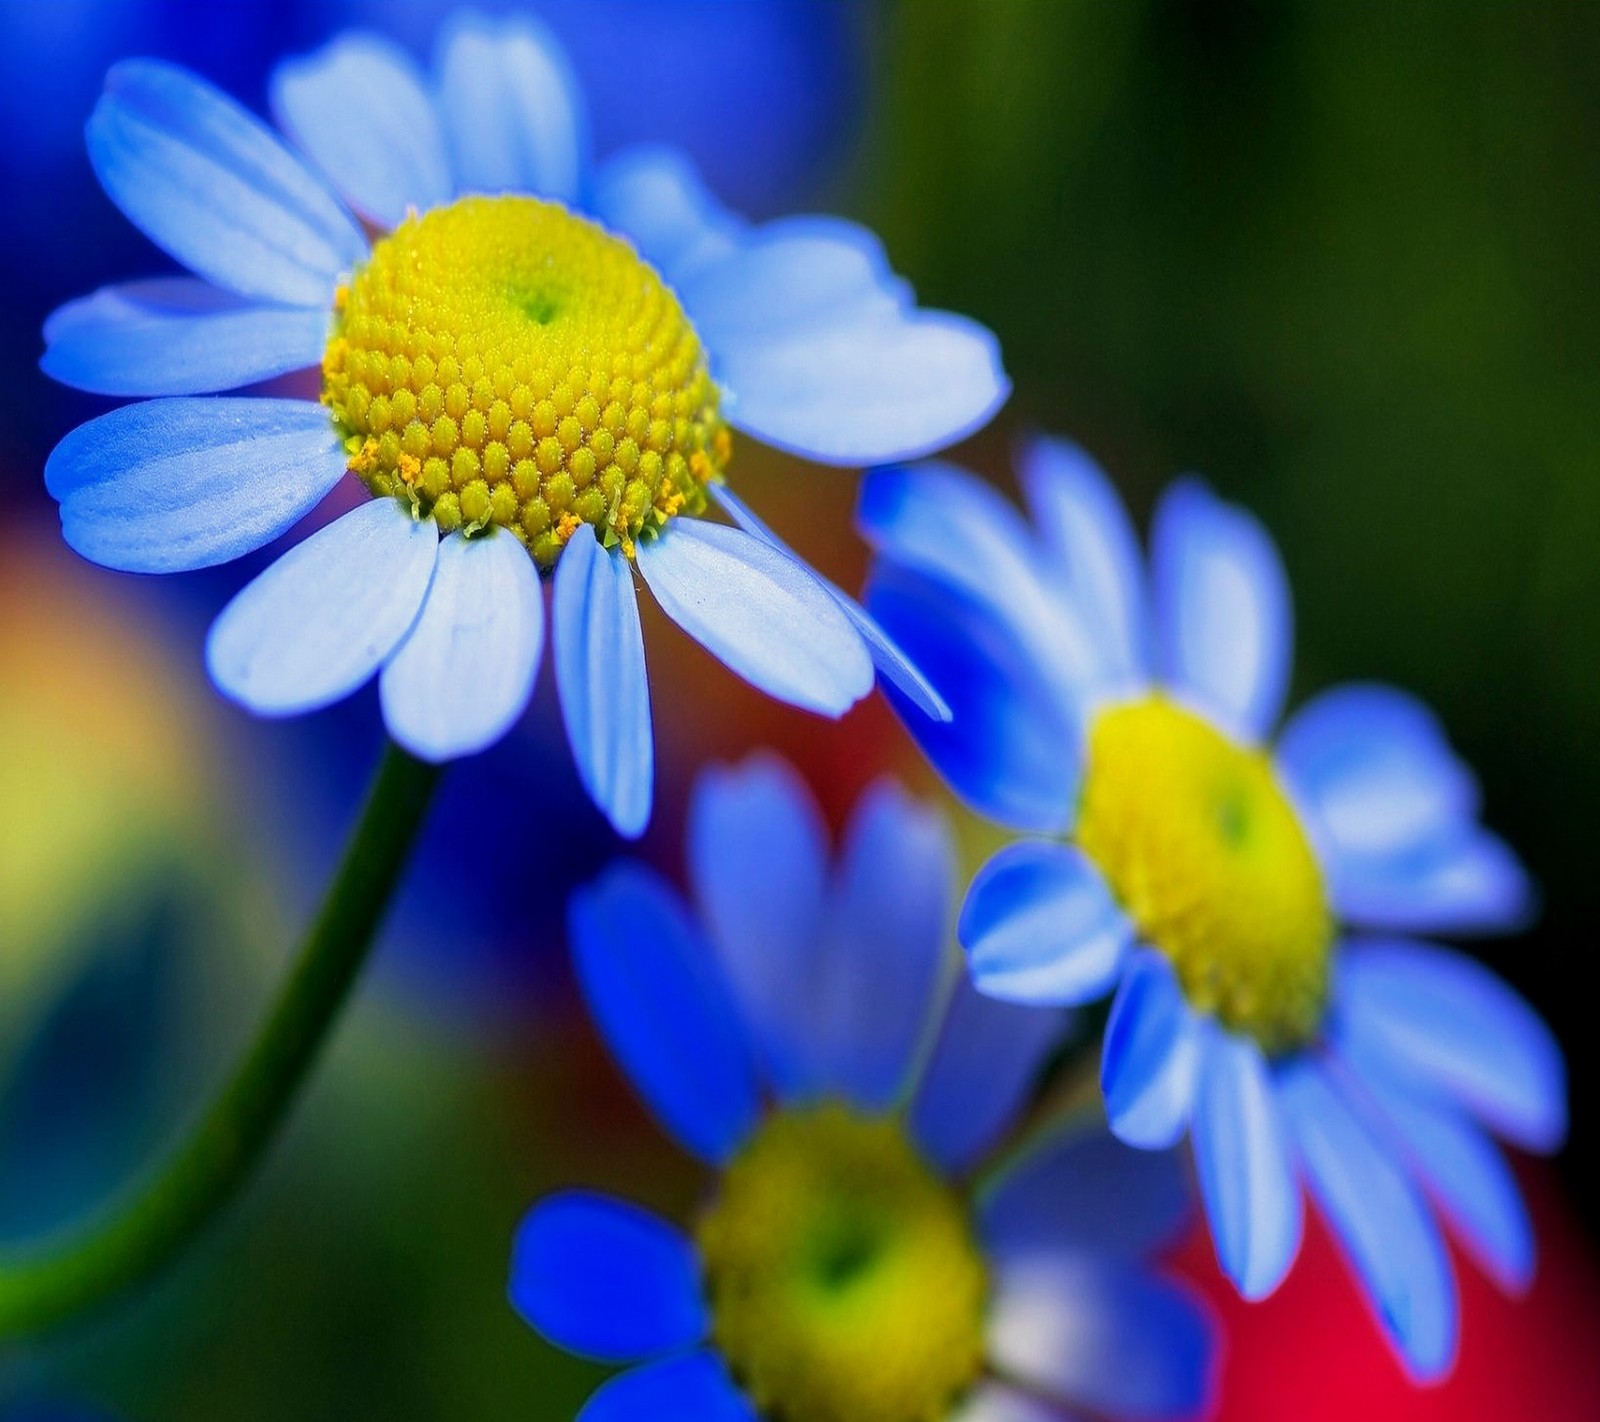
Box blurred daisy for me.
[512,756,1216,1422]
[42,15,1004,835]
[862,440,1567,1380]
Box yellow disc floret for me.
[322,195,731,568]
[1077,696,1332,1051]
[697,1104,988,1422]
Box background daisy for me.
[515,754,1218,1422]
[863,439,1567,1378]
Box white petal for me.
[207,499,437,715]
[553,526,653,837]
[712,484,949,720]
[988,1253,1217,1418]
[1279,1057,1458,1381]
[272,34,452,228]
[381,531,544,761]
[434,12,587,201]
[637,520,872,716]
[591,145,744,287]
[88,59,365,306]
[1191,1026,1303,1301]
[1019,435,1151,688]
[45,397,347,573]
[717,307,1008,466]
[42,277,328,396]
[1152,478,1293,742]
[960,842,1132,1006]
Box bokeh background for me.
[1,1,1597,1419]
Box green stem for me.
[0,742,441,1339]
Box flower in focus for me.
[42,14,1007,834]
[861,439,1568,1380]
[511,755,1216,1422]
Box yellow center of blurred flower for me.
[321,195,730,568]
[697,1103,988,1422]
[1077,695,1331,1051]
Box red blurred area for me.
[1169,1163,1600,1421]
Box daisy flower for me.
[860,438,1568,1380]
[512,755,1217,1422]
[42,15,1006,835]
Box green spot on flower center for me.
[321,194,731,568]
[1077,695,1332,1051]
[697,1103,988,1422]
[509,283,561,326]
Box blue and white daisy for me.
[861,439,1568,1381]
[512,755,1217,1422]
[42,14,1004,835]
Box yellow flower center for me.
[1077,695,1332,1051]
[321,194,731,568]
[697,1104,988,1422]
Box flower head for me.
[862,439,1568,1380]
[512,755,1216,1422]
[42,15,1008,834]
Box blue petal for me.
[979,1123,1192,1260]
[859,463,1099,694]
[579,1353,755,1422]
[1191,1027,1302,1301]
[712,306,1009,466]
[41,278,327,396]
[434,12,587,203]
[1337,1041,1534,1292]
[1276,683,1480,871]
[960,842,1132,1006]
[637,520,872,717]
[271,34,451,229]
[1279,1057,1458,1381]
[688,753,829,1098]
[87,59,365,306]
[568,865,760,1165]
[1101,949,1201,1150]
[804,779,953,1110]
[910,977,1071,1174]
[45,397,347,573]
[694,768,951,1111]
[1018,435,1151,688]
[206,498,437,715]
[552,526,653,838]
[866,564,1080,832]
[988,1253,1217,1420]
[1151,478,1292,743]
[380,530,543,762]
[509,1192,707,1364]
[712,485,948,720]
[1334,827,1535,937]
[591,146,746,290]
[1334,938,1566,1151]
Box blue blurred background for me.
[2,2,1597,1419]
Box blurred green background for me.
[2,1,1597,1418]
